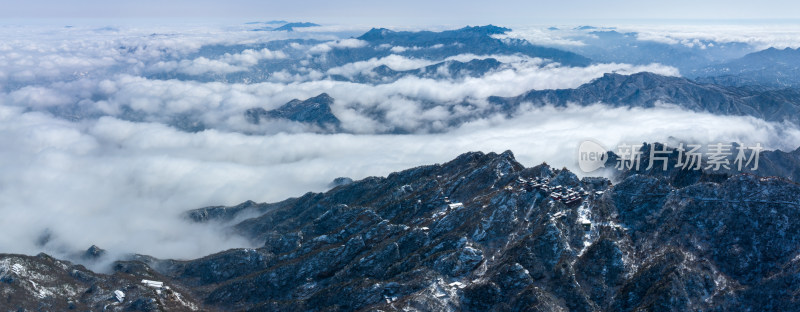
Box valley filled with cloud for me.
[2,20,799,269]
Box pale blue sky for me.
[1,0,798,25]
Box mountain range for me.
[244,93,341,132]
[562,30,753,74]
[489,71,800,127]
[329,58,504,84]
[91,25,800,135]
[695,47,800,89]
[243,72,800,134]
[6,23,800,312]
[353,25,590,67]
[4,147,800,310]
[149,25,591,85]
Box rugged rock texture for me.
[7,149,800,311]
[757,146,800,181]
[244,93,341,131]
[83,245,107,261]
[168,150,800,310]
[0,253,204,311]
[606,142,800,184]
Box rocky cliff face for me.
[173,150,800,311]
[5,149,800,311]
[0,252,204,311]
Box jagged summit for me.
[165,148,800,311]
[244,93,341,132]
[83,245,106,260]
[356,27,392,41]
[0,253,204,310]
[266,93,336,120]
[5,147,800,311]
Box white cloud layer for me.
[1,101,798,271]
[1,51,680,134]
[149,48,287,75]
[0,21,338,88]
[622,24,800,50]
[499,24,800,50]
[326,54,437,77]
[495,28,588,47]
[1,21,798,270]
[309,38,369,54]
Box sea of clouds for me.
[1,21,799,270]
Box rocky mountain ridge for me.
[244,93,341,131]
[243,72,800,134]
[695,47,800,89]
[6,148,800,311]
[489,72,800,127]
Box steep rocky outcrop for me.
[6,149,800,311]
[169,150,800,310]
[244,93,341,131]
[0,253,204,311]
